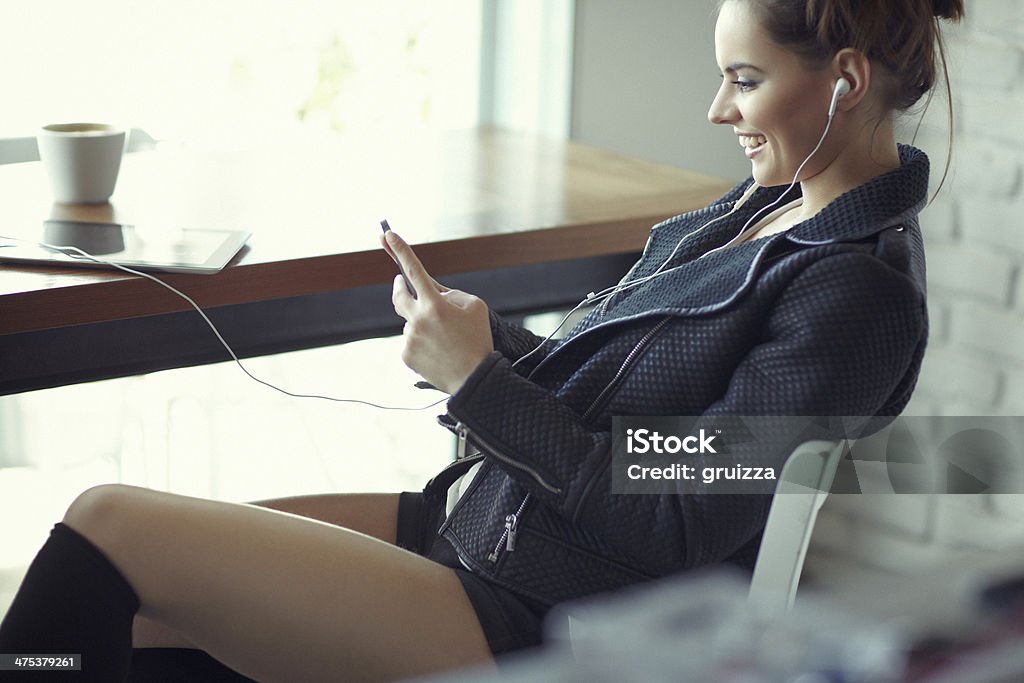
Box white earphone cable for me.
[511,94,844,353]
[3,85,846,401]
[0,236,447,411]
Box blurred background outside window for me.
[0,0,574,585]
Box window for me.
[3,0,483,143]
[0,0,576,582]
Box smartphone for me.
[380,219,417,299]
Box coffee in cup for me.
[37,123,128,204]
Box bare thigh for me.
[252,492,401,543]
[68,485,490,682]
[132,492,402,649]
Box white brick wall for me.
[806,492,1024,589]
[806,425,1024,591]
[926,242,1015,303]
[808,5,1024,590]
[951,302,1024,366]
[959,194,1024,254]
[914,9,1024,416]
[915,347,1001,407]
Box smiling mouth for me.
[739,134,766,149]
[739,134,767,158]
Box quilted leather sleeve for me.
[705,251,927,422]
[446,251,927,571]
[488,308,558,375]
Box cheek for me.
[748,81,817,131]
[757,100,820,160]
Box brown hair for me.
[720,0,964,193]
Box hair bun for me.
[931,0,965,21]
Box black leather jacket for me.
[429,145,930,608]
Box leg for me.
[250,492,400,543]
[132,492,401,649]
[0,522,141,682]
[65,485,493,682]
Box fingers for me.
[380,230,450,297]
[383,230,438,302]
[392,274,414,318]
[379,232,397,261]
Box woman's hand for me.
[382,230,494,395]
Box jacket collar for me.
[658,144,929,256]
[583,145,929,325]
[785,144,929,244]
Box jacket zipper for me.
[569,316,673,523]
[438,417,549,563]
[455,421,469,460]
[449,420,562,496]
[446,318,670,566]
[444,317,671,553]
[581,316,673,423]
[488,493,531,563]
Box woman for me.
[0,1,964,680]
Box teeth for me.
[739,135,767,149]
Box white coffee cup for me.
[37,123,128,204]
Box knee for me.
[63,483,146,544]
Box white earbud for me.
[828,78,851,118]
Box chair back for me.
[747,439,846,612]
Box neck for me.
[795,118,901,221]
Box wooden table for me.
[0,127,732,394]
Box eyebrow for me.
[723,62,765,74]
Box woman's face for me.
[708,0,837,187]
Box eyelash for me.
[731,78,757,92]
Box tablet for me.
[0,219,250,275]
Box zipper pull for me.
[455,421,468,460]
[504,512,520,552]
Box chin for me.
[751,159,796,188]
[751,169,787,188]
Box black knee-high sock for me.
[0,522,140,682]
[129,648,256,682]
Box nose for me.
[707,82,738,125]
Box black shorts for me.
[395,491,548,656]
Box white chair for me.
[0,128,157,165]
[747,439,846,613]
[564,439,846,649]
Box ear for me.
[831,48,872,112]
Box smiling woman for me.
[0,2,966,681]
[707,0,961,244]
[712,0,964,203]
